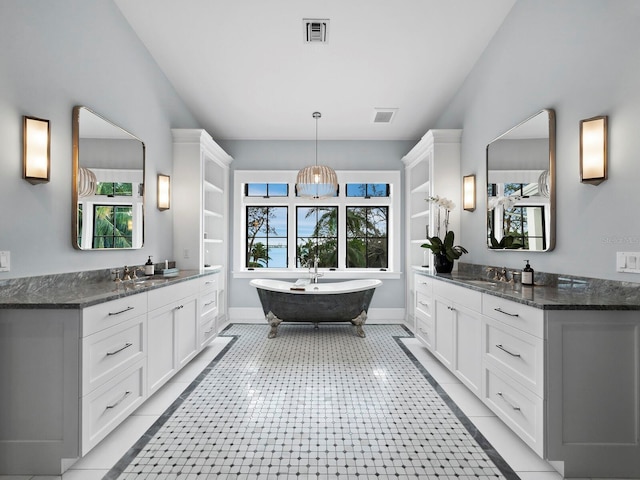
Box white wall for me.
[0,0,198,279]
[436,0,640,281]
[218,139,414,310]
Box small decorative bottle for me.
[144,256,154,276]
[522,260,534,285]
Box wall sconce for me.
[580,115,608,185]
[23,116,51,184]
[157,174,171,210]
[462,174,476,211]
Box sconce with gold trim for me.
[580,115,608,185]
[157,174,171,210]
[23,116,51,184]
[462,174,476,211]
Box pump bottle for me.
[144,256,154,276]
[522,260,534,285]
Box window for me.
[296,206,338,268]
[246,183,288,197]
[246,206,288,268]
[96,182,133,196]
[346,206,388,268]
[234,170,400,276]
[92,205,133,248]
[345,183,389,198]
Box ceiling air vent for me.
[372,108,398,124]
[303,19,329,43]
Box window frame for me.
[234,170,401,279]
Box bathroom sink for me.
[463,279,499,288]
[133,277,169,287]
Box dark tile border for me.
[102,324,239,480]
[104,324,520,480]
[394,325,521,480]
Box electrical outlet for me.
[0,251,10,272]
[616,252,640,273]
[183,249,190,259]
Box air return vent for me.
[372,108,398,124]
[303,19,329,43]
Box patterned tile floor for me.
[104,324,519,480]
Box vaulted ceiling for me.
[115,0,515,140]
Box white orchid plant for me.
[421,195,468,262]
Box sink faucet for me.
[487,266,509,282]
[122,266,132,281]
[309,256,324,283]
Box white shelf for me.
[204,238,223,244]
[410,180,430,194]
[411,209,430,219]
[411,238,429,244]
[204,180,223,194]
[204,209,223,218]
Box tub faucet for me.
[309,256,323,283]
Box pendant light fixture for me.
[296,112,338,198]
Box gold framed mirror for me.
[72,106,145,250]
[486,109,555,252]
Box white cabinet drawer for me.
[482,294,543,338]
[148,279,198,310]
[200,315,217,348]
[81,360,146,455]
[415,312,434,350]
[414,273,432,295]
[483,364,543,456]
[200,289,218,317]
[200,274,218,292]
[434,280,481,312]
[482,317,544,396]
[82,316,146,395]
[83,292,147,336]
[415,291,432,318]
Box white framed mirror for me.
[72,106,145,250]
[486,109,555,252]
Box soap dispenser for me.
[144,256,154,276]
[522,260,534,286]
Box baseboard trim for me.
[229,307,406,324]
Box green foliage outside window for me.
[93,205,133,248]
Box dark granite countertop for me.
[413,265,640,311]
[0,267,222,310]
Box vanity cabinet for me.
[480,295,545,456]
[402,130,461,331]
[199,273,220,347]
[412,272,640,478]
[147,278,199,395]
[172,129,232,327]
[80,294,148,454]
[0,272,219,475]
[413,273,434,349]
[432,280,482,395]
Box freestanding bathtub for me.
[250,278,382,338]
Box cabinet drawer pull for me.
[204,300,216,306]
[447,305,456,311]
[204,327,215,335]
[205,280,216,285]
[106,391,131,410]
[108,306,135,316]
[174,304,184,310]
[418,328,429,337]
[494,307,519,317]
[418,301,429,306]
[496,344,521,358]
[106,342,133,356]
[497,391,521,411]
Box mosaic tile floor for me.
[105,324,519,480]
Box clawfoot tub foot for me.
[351,310,367,338]
[266,311,283,338]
